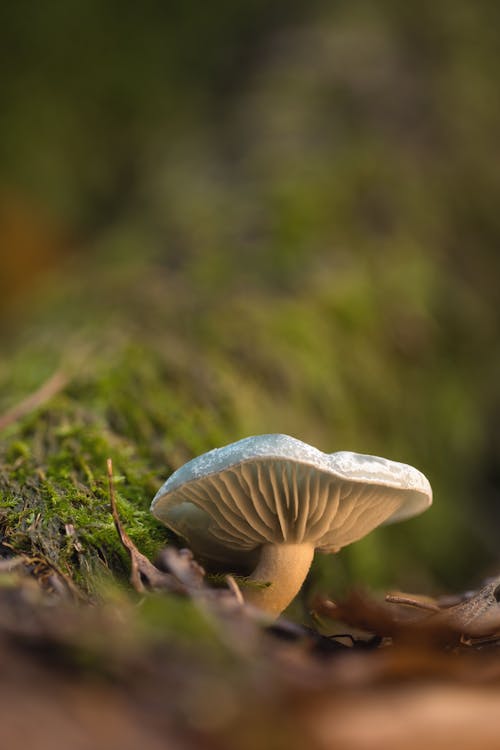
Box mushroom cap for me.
[151,434,432,565]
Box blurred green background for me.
[1,0,500,605]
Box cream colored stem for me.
[243,543,315,617]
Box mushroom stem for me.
[243,542,315,617]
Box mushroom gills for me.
[166,459,405,552]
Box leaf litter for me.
[1,463,500,749]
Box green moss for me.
[0,346,230,593]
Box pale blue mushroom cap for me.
[151,434,432,566]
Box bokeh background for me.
[1,0,500,605]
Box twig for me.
[226,575,245,606]
[107,458,184,594]
[0,369,69,432]
[385,592,441,612]
[107,458,145,593]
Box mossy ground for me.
[0,241,499,600]
[0,331,238,594]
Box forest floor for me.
[1,534,500,750]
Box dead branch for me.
[0,369,69,432]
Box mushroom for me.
[151,434,432,616]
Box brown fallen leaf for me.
[315,591,464,649]
[315,576,500,650]
[386,577,500,645]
